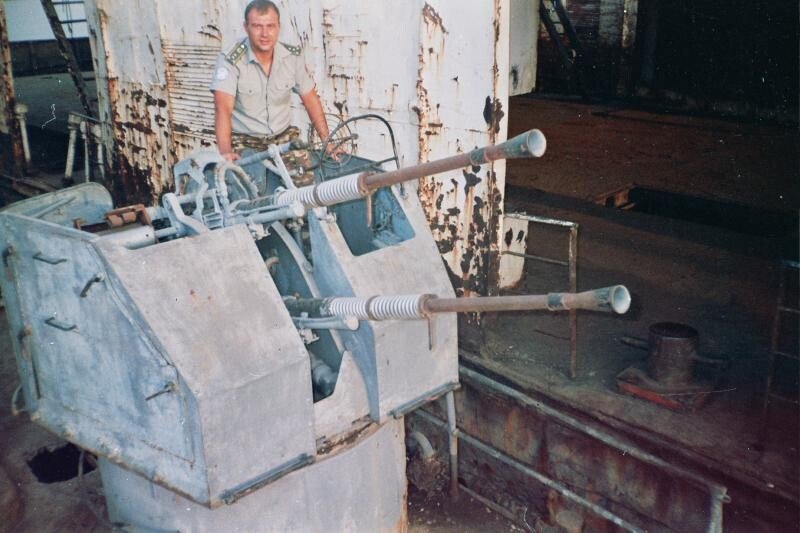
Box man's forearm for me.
[213,91,236,158]
[301,90,329,140]
[215,110,234,155]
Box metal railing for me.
[416,367,730,532]
[502,212,580,378]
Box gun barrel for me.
[361,129,546,193]
[422,285,631,315]
[274,129,546,210]
[283,285,631,322]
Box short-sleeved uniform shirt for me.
[210,38,315,136]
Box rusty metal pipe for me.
[459,367,730,503]
[445,390,459,502]
[422,285,630,315]
[707,485,727,533]
[64,119,79,180]
[360,129,546,193]
[406,430,436,461]
[14,104,31,167]
[415,409,644,532]
[569,224,578,379]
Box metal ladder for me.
[538,0,591,96]
[763,259,800,420]
[39,0,94,117]
[50,0,87,25]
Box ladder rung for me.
[52,1,84,4]
[767,392,800,405]
[58,18,87,25]
[773,350,800,360]
[778,305,800,315]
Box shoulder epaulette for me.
[281,42,302,56]
[226,38,248,64]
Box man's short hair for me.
[244,0,280,22]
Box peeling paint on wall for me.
[162,41,218,152]
[412,0,510,300]
[85,0,513,298]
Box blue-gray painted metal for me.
[99,419,407,532]
[308,177,459,422]
[0,181,112,226]
[0,197,316,507]
[0,138,461,525]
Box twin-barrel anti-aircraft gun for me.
[0,121,630,530]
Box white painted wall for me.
[6,0,88,42]
[86,0,516,293]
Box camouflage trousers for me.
[231,126,315,189]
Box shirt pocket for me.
[268,80,294,108]
[237,77,264,111]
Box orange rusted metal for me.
[104,204,151,228]
[0,2,25,179]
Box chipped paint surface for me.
[87,0,513,294]
[86,0,237,202]
[498,215,528,289]
[509,0,539,96]
[0,1,25,176]
[412,1,511,299]
[161,41,218,152]
[0,4,13,136]
[86,0,169,203]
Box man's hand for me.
[221,151,240,163]
[324,141,345,162]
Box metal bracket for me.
[33,252,68,265]
[292,315,359,331]
[219,453,314,505]
[2,245,15,268]
[365,191,373,228]
[145,381,176,402]
[426,315,435,350]
[3,245,15,281]
[80,273,105,297]
[389,381,460,419]
[18,325,32,359]
[162,192,209,236]
[11,383,26,416]
[44,317,76,331]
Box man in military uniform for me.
[210,0,328,187]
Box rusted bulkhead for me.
[414,379,717,531]
[409,367,798,532]
[0,1,25,179]
[85,0,514,298]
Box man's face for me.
[244,8,280,55]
